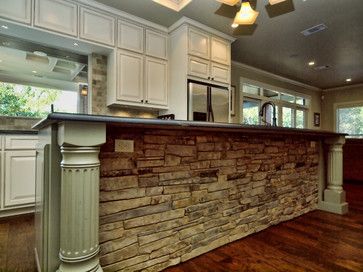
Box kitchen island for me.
[33,113,348,272]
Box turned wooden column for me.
[57,121,106,272]
[319,136,348,215]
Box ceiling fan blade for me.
[265,0,295,18]
[214,3,239,19]
[232,24,258,36]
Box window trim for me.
[334,100,363,134]
[239,77,310,128]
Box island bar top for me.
[33,112,345,138]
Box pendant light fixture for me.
[269,0,286,5]
[232,0,259,26]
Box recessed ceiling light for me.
[73,42,79,47]
[346,78,352,82]
[308,61,315,66]
[231,23,239,28]
[1,25,8,29]
[32,70,37,74]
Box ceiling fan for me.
[216,0,289,27]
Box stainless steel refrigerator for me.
[188,80,230,123]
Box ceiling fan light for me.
[216,0,240,6]
[269,0,286,5]
[233,1,259,25]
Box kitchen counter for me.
[0,129,38,134]
[33,112,344,138]
[34,112,348,272]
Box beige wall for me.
[321,85,363,132]
[231,63,322,129]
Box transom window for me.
[240,81,310,128]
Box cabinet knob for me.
[208,76,211,80]
[145,100,148,103]
[141,99,144,103]
[212,77,214,80]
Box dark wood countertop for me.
[33,112,345,138]
[0,129,38,134]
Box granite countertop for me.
[33,112,345,138]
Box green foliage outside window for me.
[0,82,60,117]
[338,106,363,135]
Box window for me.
[337,105,363,135]
[0,82,80,118]
[240,81,309,128]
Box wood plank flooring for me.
[0,183,361,272]
[164,183,363,272]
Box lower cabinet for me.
[0,134,38,217]
[4,150,36,207]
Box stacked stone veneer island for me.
[98,126,320,271]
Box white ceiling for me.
[95,0,363,89]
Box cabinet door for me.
[188,56,210,80]
[211,63,230,84]
[117,50,144,103]
[118,20,144,53]
[145,57,168,106]
[34,0,77,36]
[211,37,230,65]
[145,30,168,60]
[188,28,210,60]
[4,150,36,207]
[80,7,115,46]
[0,0,32,24]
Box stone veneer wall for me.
[99,126,319,272]
[0,116,40,131]
[91,54,158,118]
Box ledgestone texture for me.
[99,126,319,272]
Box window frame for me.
[239,78,310,128]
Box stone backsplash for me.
[99,127,319,272]
[0,115,40,131]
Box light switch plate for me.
[115,139,134,152]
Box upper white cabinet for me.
[145,57,168,106]
[116,50,144,103]
[4,150,36,207]
[34,0,78,36]
[188,28,210,60]
[211,62,230,83]
[0,0,32,24]
[118,20,144,53]
[188,56,210,80]
[211,37,230,65]
[145,30,168,60]
[80,7,115,46]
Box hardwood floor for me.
[0,213,36,272]
[164,183,363,272]
[0,183,361,272]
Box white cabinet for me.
[145,30,168,60]
[188,28,210,60]
[117,50,144,103]
[188,56,210,80]
[211,62,230,83]
[0,0,32,24]
[4,150,36,207]
[211,37,230,65]
[118,20,144,53]
[34,0,78,36]
[80,7,115,46]
[145,57,168,106]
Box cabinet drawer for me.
[145,30,168,60]
[4,150,36,207]
[5,135,38,150]
[0,0,32,24]
[34,0,78,36]
[118,20,144,53]
[80,7,115,46]
[188,56,210,80]
[211,37,230,65]
[211,63,230,84]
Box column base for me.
[58,256,103,272]
[318,200,349,215]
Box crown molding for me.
[169,16,236,42]
[152,0,192,12]
[231,61,322,92]
[73,0,169,32]
[322,83,363,92]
